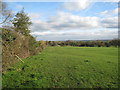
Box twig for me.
[0,14,11,24]
[15,55,24,63]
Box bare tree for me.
[0,1,13,24]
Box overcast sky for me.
[7,0,119,41]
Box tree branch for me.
[15,55,24,63]
[0,14,11,24]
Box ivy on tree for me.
[12,9,32,35]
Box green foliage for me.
[109,39,120,47]
[12,9,32,35]
[2,47,118,88]
[38,40,46,50]
[27,36,46,55]
[2,28,16,42]
[28,35,38,55]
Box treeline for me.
[1,3,46,71]
[46,39,120,47]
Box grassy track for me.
[2,47,118,88]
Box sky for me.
[5,0,119,41]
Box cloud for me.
[28,13,50,32]
[30,12,100,33]
[28,13,41,22]
[31,29,118,41]
[28,13,41,19]
[100,8,118,17]
[63,0,92,11]
[101,17,118,28]
[30,21,52,32]
[29,9,118,41]
[30,11,118,35]
[50,12,99,29]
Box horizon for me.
[37,39,117,41]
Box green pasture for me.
[2,47,118,88]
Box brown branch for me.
[15,55,24,63]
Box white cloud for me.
[31,31,65,36]
[50,12,100,29]
[30,12,101,33]
[29,11,118,41]
[101,17,118,28]
[30,21,52,32]
[28,13,41,22]
[28,13,41,19]
[31,31,52,35]
[30,11,118,34]
[100,8,118,17]
[31,29,118,41]
[63,0,92,11]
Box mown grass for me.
[2,46,118,88]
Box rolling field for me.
[2,47,118,88]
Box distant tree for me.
[12,9,32,35]
[104,41,110,47]
[110,39,120,47]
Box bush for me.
[2,28,16,42]
[2,28,46,71]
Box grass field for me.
[2,46,118,88]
